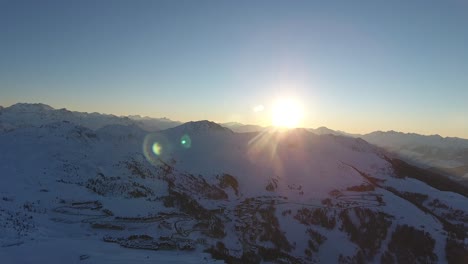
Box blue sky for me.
[1,0,467,137]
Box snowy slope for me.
[0,108,467,263]
[305,126,468,185]
[361,131,468,185]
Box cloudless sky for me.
[1,0,467,138]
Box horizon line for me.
[1,101,467,140]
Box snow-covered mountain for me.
[360,131,468,186]
[221,122,266,133]
[0,103,181,132]
[303,126,468,187]
[128,115,182,131]
[0,105,467,263]
[308,127,360,137]
[221,123,355,136]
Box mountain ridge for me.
[2,102,466,139]
[1,106,467,263]
[2,102,467,184]
[0,102,181,132]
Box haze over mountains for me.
[222,119,468,187]
[0,103,467,263]
[1,103,467,191]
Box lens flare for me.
[253,104,264,112]
[180,134,192,149]
[143,133,173,166]
[247,128,284,178]
[152,142,162,155]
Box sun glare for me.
[271,99,303,128]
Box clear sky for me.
[1,0,467,138]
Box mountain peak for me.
[315,126,335,132]
[7,103,54,112]
[172,120,232,133]
[222,122,243,127]
[309,126,344,136]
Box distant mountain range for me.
[0,103,182,132]
[2,103,467,184]
[222,121,468,186]
[0,103,467,263]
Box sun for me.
[271,98,304,128]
